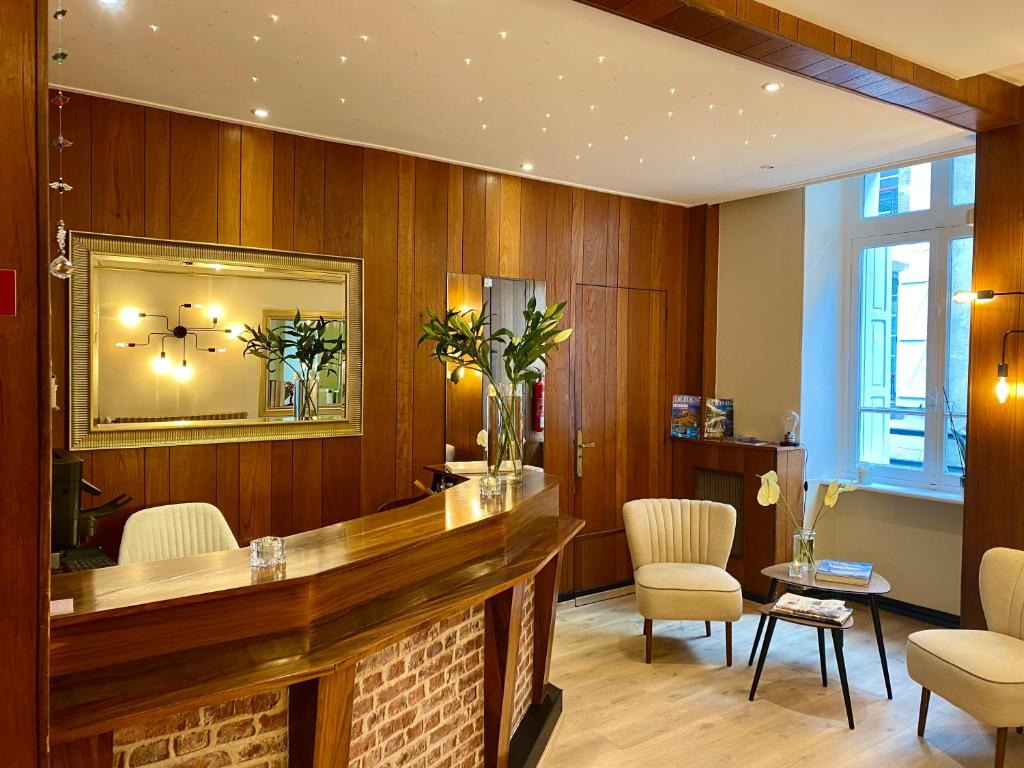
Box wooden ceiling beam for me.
[577,0,1019,131]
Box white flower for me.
[476,429,488,449]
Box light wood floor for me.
[540,595,1022,767]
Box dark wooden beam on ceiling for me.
[577,0,1019,131]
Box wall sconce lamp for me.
[995,329,1024,404]
[952,289,1024,304]
[115,302,235,381]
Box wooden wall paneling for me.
[88,449,146,513]
[519,179,548,282]
[323,142,363,259]
[618,197,654,289]
[292,439,324,533]
[498,175,522,278]
[271,441,294,536]
[144,107,170,238]
[293,137,326,253]
[412,159,450,487]
[168,113,219,242]
[360,149,400,515]
[215,443,240,533]
[238,441,272,542]
[462,168,487,275]
[272,132,295,250]
[484,173,501,276]
[143,447,170,507]
[51,732,113,768]
[168,445,218,506]
[216,123,241,245]
[483,582,525,768]
[394,155,416,497]
[1,2,48,759]
[685,205,709,396]
[579,190,618,287]
[321,437,361,524]
[962,109,1024,628]
[240,126,274,248]
[702,204,720,399]
[447,165,464,273]
[90,98,145,236]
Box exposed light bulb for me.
[206,304,224,321]
[251,108,270,118]
[114,341,133,348]
[953,289,995,303]
[996,376,1010,404]
[226,323,245,338]
[151,352,171,375]
[118,306,142,326]
[173,361,193,382]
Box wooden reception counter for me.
[49,472,581,768]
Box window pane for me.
[945,236,973,474]
[858,241,929,470]
[863,163,931,218]
[951,154,976,207]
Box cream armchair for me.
[623,499,742,666]
[908,547,1024,767]
[119,502,239,564]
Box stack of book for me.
[816,559,873,586]
[772,593,853,626]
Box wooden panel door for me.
[572,285,667,595]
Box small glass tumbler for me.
[479,473,504,498]
[250,536,286,568]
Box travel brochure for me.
[816,559,874,586]
[670,395,735,440]
[670,395,701,438]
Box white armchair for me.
[623,498,742,666]
[118,502,239,564]
[908,547,1024,767]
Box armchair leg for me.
[995,728,1007,768]
[917,688,930,737]
[725,622,732,667]
[705,621,711,637]
[644,619,652,664]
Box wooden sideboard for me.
[49,474,581,768]
[671,438,806,597]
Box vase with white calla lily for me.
[756,471,856,576]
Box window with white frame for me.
[848,154,974,492]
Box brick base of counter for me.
[111,583,536,768]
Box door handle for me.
[576,429,596,478]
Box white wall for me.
[716,189,805,442]
[717,180,965,616]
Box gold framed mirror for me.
[67,231,363,450]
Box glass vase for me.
[293,372,319,421]
[487,382,524,484]
[790,527,816,576]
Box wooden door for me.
[572,285,667,595]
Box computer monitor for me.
[52,448,83,551]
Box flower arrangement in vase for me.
[756,471,855,576]
[419,294,571,496]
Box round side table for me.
[747,562,893,700]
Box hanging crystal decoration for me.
[48,1,74,279]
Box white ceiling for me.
[769,0,1024,81]
[49,0,973,206]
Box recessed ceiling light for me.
[481,123,488,130]
[545,113,551,119]
[339,55,348,63]
[499,31,508,40]
[738,108,745,116]
[359,34,369,42]
[541,126,547,133]
[586,142,593,149]
[252,35,261,42]
[251,108,269,118]
[97,0,118,5]
[338,97,346,104]
[464,57,472,65]
[669,87,676,95]
[477,95,484,103]
[744,139,750,146]
[251,75,259,83]
[708,104,715,111]
[770,133,778,140]
[638,158,645,164]
[556,74,565,81]
[667,111,673,118]
[575,154,581,160]
[761,82,784,93]
[521,162,534,172]
[149,24,159,32]
[269,14,279,23]
[597,55,605,63]
[691,155,697,161]
[760,164,775,169]
[623,135,629,142]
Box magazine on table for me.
[772,592,853,625]
[816,559,873,586]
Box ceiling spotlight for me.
[623,135,629,142]
[149,24,159,32]
[738,108,745,116]
[477,95,484,103]
[708,104,715,111]
[499,30,508,39]
[339,55,348,63]
[667,111,674,118]
[587,142,593,149]
[521,162,534,172]
[639,158,645,164]
[691,155,697,161]
[589,104,596,111]
[338,97,347,104]
[556,74,565,81]
[464,57,472,65]
[770,133,778,140]
[251,75,259,83]
[744,139,750,145]
[545,112,551,119]
[359,34,370,42]
[761,81,784,93]
[481,123,488,130]
[97,0,118,5]
[252,35,261,42]
[269,13,279,22]
[251,108,270,118]
[669,87,676,95]
[575,154,581,160]
[760,164,775,170]
[597,55,605,63]
[541,126,548,133]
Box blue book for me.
[816,559,873,586]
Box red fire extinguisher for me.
[532,377,545,432]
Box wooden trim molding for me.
[484,583,526,768]
[576,0,1019,131]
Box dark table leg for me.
[817,628,828,687]
[748,616,777,701]
[832,629,855,730]
[868,594,893,699]
[748,577,778,666]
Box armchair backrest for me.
[623,498,736,570]
[119,502,239,565]
[980,546,1024,639]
